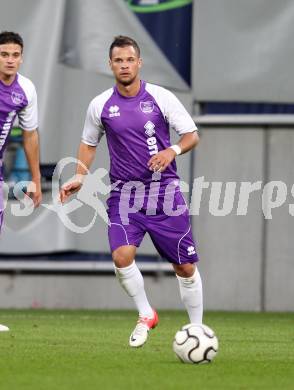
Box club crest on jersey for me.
[109,105,120,118]
[144,121,155,137]
[140,100,154,114]
[11,91,24,105]
[187,246,196,256]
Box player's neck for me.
[116,78,141,97]
[0,72,16,86]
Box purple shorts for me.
[107,190,199,265]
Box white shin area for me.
[114,261,153,318]
[176,267,203,324]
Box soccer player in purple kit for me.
[60,36,203,347]
[0,32,42,332]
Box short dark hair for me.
[109,35,140,59]
[0,31,24,51]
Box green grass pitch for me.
[0,310,293,390]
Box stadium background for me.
[0,0,293,312]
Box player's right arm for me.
[59,142,97,203]
[59,94,106,203]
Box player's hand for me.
[147,148,177,173]
[59,179,83,204]
[26,179,42,208]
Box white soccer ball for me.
[173,323,218,364]
[0,324,9,332]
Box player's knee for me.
[173,263,196,278]
[112,247,135,268]
[112,252,129,268]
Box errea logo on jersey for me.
[109,105,120,118]
[187,246,196,256]
[144,121,158,156]
[144,121,155,137]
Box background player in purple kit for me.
[0,31,42,332]
[60,36,203,347]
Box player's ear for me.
[138,57,142,69]
[109,59,113,70]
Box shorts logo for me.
[144,121,155,137]
[187,246,196,256]
[11,91,24,105]
[140,100,154,114]
[109,105,120,118]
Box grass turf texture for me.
[0,311,293,390]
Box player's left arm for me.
[147,87,199,173]
[148,131,199,172]
[22,129,42,207]
[17,80,41,206]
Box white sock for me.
[114,261,154,318]
[176,267,203,324]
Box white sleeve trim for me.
[81,88,113,146]
[81,139,98,147]
[145,83,197,135]
[17,74,38,131]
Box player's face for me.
[0,43,23,80]
[109,45,142,86]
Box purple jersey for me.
[82,81,196,191]
[0,73,38,180]
[83,81,199,263]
